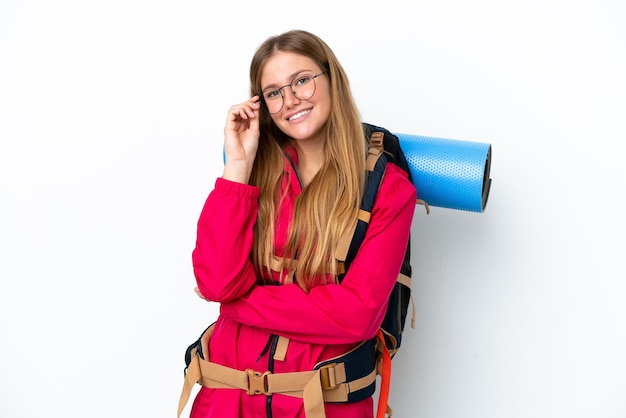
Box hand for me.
[194,286,207,300]
[222,96,261,183]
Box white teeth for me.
[289,109,310,121]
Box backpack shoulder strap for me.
[336,130,387,282]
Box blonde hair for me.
[249,30,366,291]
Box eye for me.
[263,89,281,100]
[293,75,312,87]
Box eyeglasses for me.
[261,72,326,114]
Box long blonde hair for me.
[249,30,366,291]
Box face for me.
[260,51,331,145]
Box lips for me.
[287,108,312,121]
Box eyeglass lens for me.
[262,74,320,114]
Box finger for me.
[247,97,261,118]
[227,99,261,126]
[242,97,261,114]
[244,107,259,120]
[238,107,250,120]
[194,286,206,300]
[249,107,260,129]
[227,106,250,123]
[232,105,256,120]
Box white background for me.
[1,1,625,417]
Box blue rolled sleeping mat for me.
[222,132,492,213]
[394,132,492,213]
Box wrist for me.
[222,159,253,184]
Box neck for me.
[293,140,325,187]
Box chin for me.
[289,126,322,141]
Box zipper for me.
[285,153,304,189]
[265,334,279,418]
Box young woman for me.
[187,30,416,418]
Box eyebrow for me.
[261,69,315,91]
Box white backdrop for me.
[1,1,625,417]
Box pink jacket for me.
[190,146,416,418]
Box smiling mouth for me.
[288,109,311,121]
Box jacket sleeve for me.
[219,164,417,344]
[192,178,260,302]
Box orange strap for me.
[376,329,392,418]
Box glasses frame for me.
[260,71,326,115]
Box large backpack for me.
[354,122,421,356]
[334,122,423,417]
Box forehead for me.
[260,51,319,87]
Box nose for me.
[282,86,301,109]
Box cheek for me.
[317,88,332,112]
[270,114,283,126]
[318,92,332,119]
